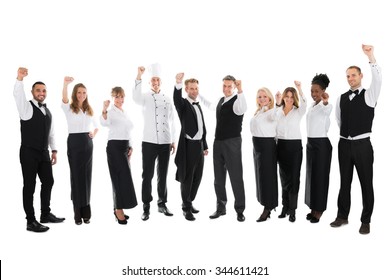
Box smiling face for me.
[310,84,324,104]
[150,77,161,93]
[346,67,363,90]
[257,89,270,108]
[222,79,236,97]
[114,94,125,109]
[185,81,199,101]
[283,91,295,108]
[31,83,47,103]
[76,86,87,105]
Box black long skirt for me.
[67,133,93,207]
[107,140,137,209]
[305,137,332,212]
[253,137,278,209]
[277,139,303,210]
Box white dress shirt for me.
[250,107,277,137]
[61,102,98,134]
[335,63,382,140]
[100,105,134,145]
[133,80,176,144]
[199,92,247,115]
[13,80,56,150]
[306,101,332,138]
[276,95,307,140]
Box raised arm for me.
[173,72,185,113]
[362,44,382,107]
[133,66,146,105]
[233,80,247,115]
[62,76,74,104]
[294,80,307,115]
[13,67,33,120]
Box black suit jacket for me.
[173,86,208,183]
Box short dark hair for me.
[222,75,236,82]
[311,73,330,90]
[32,81,45,90]
[347,65,361,74]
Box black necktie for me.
[38,102,47,108]
[348,89,359,95]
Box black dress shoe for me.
[183,211,196,221]
[40,213,65,223]
[27,221,49,232]
[83,218,90,224]
[209,210,226,219]
[141,211,150,221]
[330,217,348,227]
[158,205,173,216]
[191,206,199,214]
[237,213,245,222]
[359,223,370,234]
[306,213,313,220]
[75,220,82,225]
[289,214,296,223]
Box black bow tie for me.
[192,102,199,106]
[348,89,359,95]
[38,102,47,108]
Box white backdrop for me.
[1,0,389,279]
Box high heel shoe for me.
[124,214,129,220]
[256,209,271,222]
[278,207,289,218]
[114,212,127,225]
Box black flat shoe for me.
[158,205,173,216]
[75,220,82,225]
[306,213,313,220]
[191,206,199,214]
[40,213,65,223]
[209,210,226,219]
[83,218,90,224]
[289,214,296,223]
[141,211,150,221]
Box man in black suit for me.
[173,73,208,221]
[13,67,65,232]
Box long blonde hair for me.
[254,87,274,115]
[70,83,94,116]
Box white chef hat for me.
[148,63,162,78]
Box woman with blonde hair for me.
[275,81,307,222]
[101,87,138,225]
[62,77,98,225]
[250,87,278,222]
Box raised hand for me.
[137,66,145,80]
[235,80,243,93]
[64,76,74,86]
[103,100,110,111]
[275,91,282,105]
[176,72,184,84]
[17,67,28,81]
[321,92,329,104]
[362,44,376,63]
[294,80,302,88]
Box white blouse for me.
[100,105,133,145]
[306,101,332,138]
[61,102,98,134]
[276,96,307,140]
[250,107,277,137]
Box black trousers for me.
[277,139,303,212]
[213,137,245,214]
[19,146,53,223]
[107,140,137,209]
[337,138,374,224]
[253,137,278,210]
[67,133,93,220]
[141,142,170,206]
[181,139,204,211]
[305,137,332,212]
